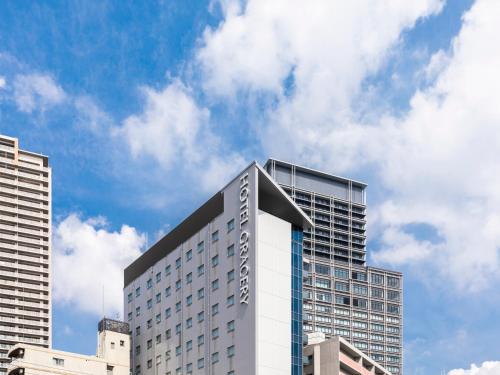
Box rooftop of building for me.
[265,158,367,188]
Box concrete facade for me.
[124,163,312,375]
[0,135,51,372]
[303,333,391,375]
[7,318,130,375]
[265,159,403,375]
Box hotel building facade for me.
[265,159,403,375]
[0,136,51,372]
[124,162,312,375]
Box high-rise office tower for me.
[0,135,51,372]
[265,159,403,375]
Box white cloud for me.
[0,76,6,89]
[368,0,500,292]
[449,362,500,375]
[13,73,66,113]
[196,0,500,293]
[53,214,146,317]
[115,80,246,192]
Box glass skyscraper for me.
[265,159,403,375]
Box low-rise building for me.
[6,318,130,375]
[304,332,391,375]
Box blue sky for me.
[1,1,500,374]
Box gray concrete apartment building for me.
[0,135,51,372]
[124,162,312,375]
[265,159,403,375]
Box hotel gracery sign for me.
[239,172,250,305]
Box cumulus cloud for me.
[53,214,146,317]
[449,361,500,375]
[194,0,500,293]
[368,0,500,292]
[115,80,246,192]
[13,73,66,113]
[0,76,6,89]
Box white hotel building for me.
[124,162,312,375]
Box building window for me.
[175,346,181,356]
[136,307,141,316]
[211,254,219,267]
[211,352,219,364]
[127,293,132,303]
[166,329,171,339]
[351,271,367,281]
[186,340,193,352]
[165,264,171,276]
[186,318,193,328]
[227,244,234,257]
[176,324,181,335]
[212,327,219,339]
[227,295,235,307]
[212,279,219,291]
[371,273,384,285]
[197,241,204,253]
[335,267,349,279]
[197,334,204,346]
[147,279,153,289]
[53,358,64,366]
[165,308,171,318]
[135,345,141,355]
[165,286,171,297]
[352,298,368,309]
[387,290,400,301]
[156,272,161,283]
[227,219,235,232]
[156,314,161,324]
[227,269,235,282]
[176,279,181,290]
[227,320,235,333]
[156,293,161,303]
[176,302,181,312]
[136,326,140,336]
[387,276,400,288]
[315,278,330,289]
[197,288,204,300]
[156,334,161,344]
[212,230,219,242]
[315,263,330,276]
[175,257,181,269]
[186,294,193,306]
[127,312,132,321]
[335,281,349,292]
[186,249,193,261]
[371,300,384,312]
[371,287,384,299]
[186,272,193,284]
[227,345,235,358]
[147,319,152,329]
[147,359,152,368]
[147,299,152,309]
[198,311,204,322]
[387,304,400,314]
[211,303,219,316]
[198,264,205,277]
[135,287,141,297]
[197,358,204,369]
[147,340,152,349]
[353,284,368,296]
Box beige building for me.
[304,332,391,375]
[7,318,130,375]
[0,135,51,372]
